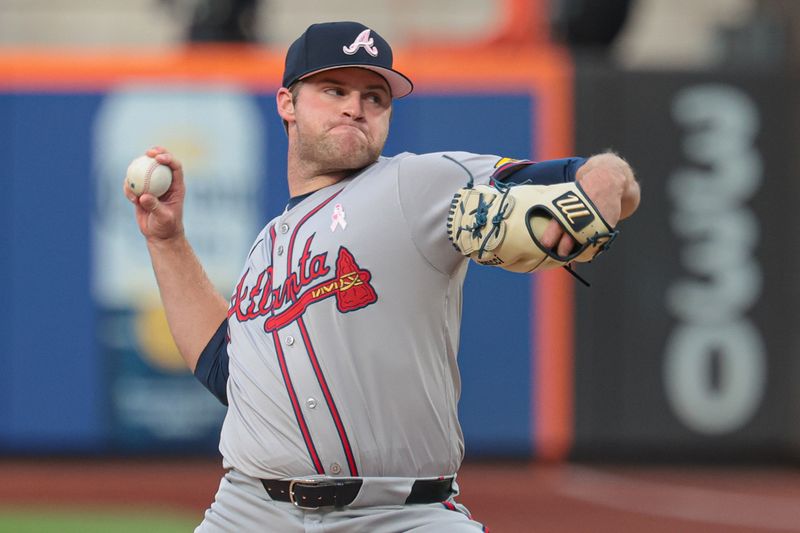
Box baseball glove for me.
[446,179,618,274]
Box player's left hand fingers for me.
[540,219,563,249]
[557,232,575,257]
[541,220,576,257]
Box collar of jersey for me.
[286,191,314,211]
[284,160,383,212]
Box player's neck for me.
[286,156,354,198]
[287,166,350,197]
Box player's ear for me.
[276,87,296,124]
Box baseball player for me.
[124,21,640,532]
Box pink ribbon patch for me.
[330,203,347,232]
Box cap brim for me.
[297,64,414,98]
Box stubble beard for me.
[296,122,385,175]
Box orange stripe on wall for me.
[0,44,569,90]
[531,52,575,462]
[534,270,574,461]
[0,46,284,90]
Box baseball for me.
[125,155,173,198]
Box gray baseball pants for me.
[195,469,486,532]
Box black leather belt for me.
[261,477,454,509]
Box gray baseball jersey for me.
[220,151,499,480]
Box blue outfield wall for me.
[0,90,537,456]
[1,94,104,450]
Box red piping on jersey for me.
[285,189,344,296]
[271,329,325,475]
[268,224,324,474]
[282,189,358,476]
[269,224,276,254]
[269,189,360,477]
[297,317,359,477]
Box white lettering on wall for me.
[664,85,765,435]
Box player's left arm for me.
[493,157,587,186]
[578,152,640,220]
[540,151,640,256]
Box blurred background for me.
[1,0,799,531]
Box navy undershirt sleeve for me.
[498,157,587,185]
[193,319,230,406]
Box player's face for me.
[289,68,392,173]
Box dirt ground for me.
[1,458,799,532]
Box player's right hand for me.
[123,147,186,243]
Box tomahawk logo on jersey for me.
[228,236,378,332]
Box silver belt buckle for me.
[289,478,322,510]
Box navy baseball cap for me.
[282,21,414,98]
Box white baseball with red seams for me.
[126,155,173,198]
